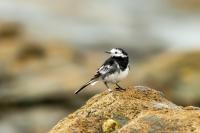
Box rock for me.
[0,106,67,133]
[133,51,200,106]
[0,22,22,39]
[118,109,200,133]
[0,37,90,133]
[0,39,86,105]
[169,0,200,12]
[102,119,121,133]
[49,86,200,133]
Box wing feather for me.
[97,59,119,79]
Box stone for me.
[49,86,200,133]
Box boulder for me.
[133,51,200,106]
[49,86,200,133]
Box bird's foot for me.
[115,87,126,91]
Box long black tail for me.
[74,79,96,94]
[74,80,96,94]
[75,73,100,94]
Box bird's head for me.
[105,48,128,57]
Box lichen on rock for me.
[49,86,200,133]
[102,119,121,133]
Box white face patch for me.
[110,48,127,57]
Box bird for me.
[74,48,129,94]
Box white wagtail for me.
[74,48,129,94]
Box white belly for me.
[104,67,129,83]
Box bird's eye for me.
[115,52,117,54]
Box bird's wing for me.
[97,58,120,77]
[75,57,119,94]
[86,58,116,81]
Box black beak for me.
[105,51,111,54]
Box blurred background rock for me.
[0,0,199,133]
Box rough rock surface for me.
[49,86,200,133]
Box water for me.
[0,0,200,50]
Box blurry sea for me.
[0,0,199,50]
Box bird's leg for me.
[104,82,112,92]
[116,83,126,91]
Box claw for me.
[115,83,126,91]
[115,87,125,91]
